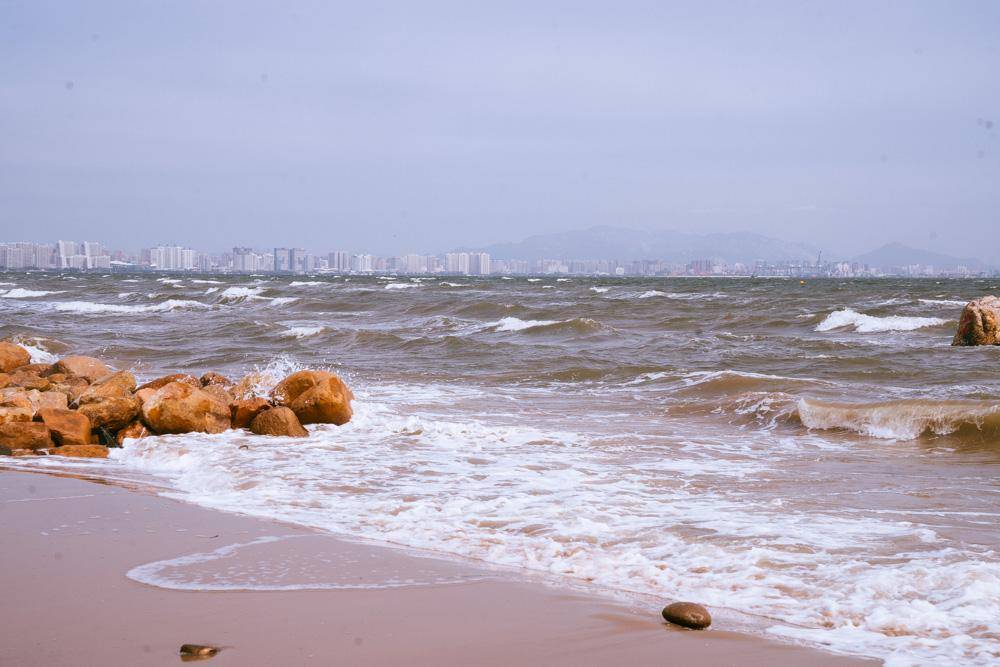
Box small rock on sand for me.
[661,602,712,630]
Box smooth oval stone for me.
[661,602,711,630]
[179,644,219,659]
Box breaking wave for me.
[0,288,64,298]
[54,299,211,315]
[816,309,948,333]
[798,398,1000,440]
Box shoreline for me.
[0,468,873,666]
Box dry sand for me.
[0,469,873,666]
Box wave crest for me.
[816,308,948,333]
[798,398,1000,440]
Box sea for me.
[2,272,999,665]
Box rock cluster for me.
[0,341,353,458]
[952,296,1000,346]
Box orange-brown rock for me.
[116,420,150,445]
[38,408,91,447]
[52,444,109,458]
[0,406,33,425]
[0,422,53,451]
[53,355,112,382]
[46,372,67,383]
[952,296,1000,346]
[0,387,31,408]
[200,372,233,388]
[135,387,156,405]
[201,383,233,405]
[141,382,230,435]
[231,373,266,401]
[230,397,271,429]
[16,363,55,376]
[288,376,353,426]
[661,602,712,630]
[6,369,50,391]
[25,389,68,414]
[250,406,308,437]
[78,370,137,404]
[272,370,335,404]
[48,377,91,403]
[77,395,141,431]
[136,373,200,392]
[0,373,9,389]
[0,342,31,373]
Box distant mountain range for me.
[469,226,819,264]
[852,242,991,271]
[462,226,992,270]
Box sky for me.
[1,1,998,261]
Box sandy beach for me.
[0,469,872,666]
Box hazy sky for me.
[1,1,998,260]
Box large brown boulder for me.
[48,377,91,403]
[18,363,55,376]
[136,373,200,392]
[52,444,109,459]
[0,373,9,389]
[289,377,353,425]
[77,395,141,431]
[53,356,112,382]
[230,397,271,429]
[0,388,33,424]
[25,389,69,414]
[0,422,53,451]
[78,370,136,404]
[116,420,150,445]
[7,370,51,391]
[232,372,267,400]
[201,383,233,405]
[141,382,230,434]
[250,406,308,437]
[0,342,30,373]
[273,370,353,426]
[38,408,91,447]
[953,296,1000,346]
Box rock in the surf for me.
[38,408,91,447]
[200,383,233,406]
[52,444,109,458]
[179,644,219,658]
[78,370,137,404]
[0,342,31,373]
[0,422,53,451]
[200,371,233,388]
[141,381,230,434]
[952,296,1000,346]
[230,397,271,429]
[661,602,712,630]
[249,406,308,437]
[77,395,141,431]
[273,370,353,425]
[52,355,112,382]
[47,377,91,403]
[116,420,150,445]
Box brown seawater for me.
[2,273,999,664]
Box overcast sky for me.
[1,1,998,260]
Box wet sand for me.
[0,470,872,666]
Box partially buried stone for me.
[250,406,308,437]
[52,444,108,458]
[661,602,711,630]
[179,644,219,659]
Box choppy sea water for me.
[3,273,999,665]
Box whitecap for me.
[54,299,210,315]
[816,309,947,333]
[282,326,325,339]
[385,283,419,290]
[489,317,559,332]
[0,288,64,298]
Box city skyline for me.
[1,236,994,278]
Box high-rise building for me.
[149,246,196,271]
[469,252,491,276]
[445,252,470,274]
[328,251,350,271]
